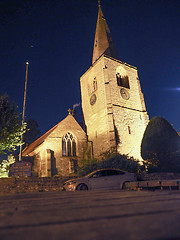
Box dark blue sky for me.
[1,0,180,134]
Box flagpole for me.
[19,62,29,161]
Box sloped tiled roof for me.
[22,122,59,156]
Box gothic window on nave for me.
[62,132,76,157]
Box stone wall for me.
[0,177,70,195]
[140,172,180,181]
[1,173,180,194]
[80,57,113,158]
[80,55,149,161]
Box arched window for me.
[67,139,71,156]
[116,73,130,89]
[62,139,66,156]
[72,139,76,156]
[62,132,77,157]
[116,73,122,86]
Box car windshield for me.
[85,169,125,178]
[85,171,103,178]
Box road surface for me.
[0,190,180,240]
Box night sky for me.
[1,0,180,135]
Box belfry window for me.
[62,132,77,157]
[116,73,130,89]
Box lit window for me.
[62,132,76,157]
[116,73,130,89]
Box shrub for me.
[77,150,142,177]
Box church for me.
[22,3,149,177]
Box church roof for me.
[22,112,85,156]
[92,3,119,64]
[22,122,59,156]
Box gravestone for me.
[9,161,32,177]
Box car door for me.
[105,170,126,189]
[88,170,108,190]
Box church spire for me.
[92,2,119,64]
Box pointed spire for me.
[92,2,119,64]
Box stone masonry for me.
[80,55,149,160]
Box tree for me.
[0,154,15,178]
[23,118,41,146]
[0,94,26,154]
[141,117,180,172]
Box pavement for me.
[0,190,180,240]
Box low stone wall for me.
[1,173,180,195]
[140,172,180,181]
[0,177,70,195]
[125,179,180,191]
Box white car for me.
[63,168,137,191]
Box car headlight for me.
[65,181,76,186]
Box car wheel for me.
[76,184,88,191]
[122,181,129,190]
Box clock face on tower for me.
[120,88,130,100]
[90,94,97,105]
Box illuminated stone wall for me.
[80,56,114,159]
[80,55,149,161]
[29,114,87,177]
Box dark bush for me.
[141,116,180,172]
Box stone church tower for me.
[80,3,149,160]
